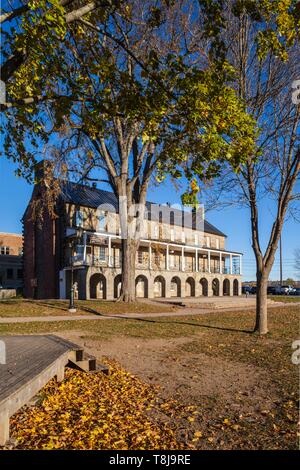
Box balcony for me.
[69,254,121,268]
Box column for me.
[230,254,232,275]
[181,246,185,271]
[149,244,152,270]
[219,252,222,274]
[108,236,112,266]
[166,244,169,270]
[83,231,87,264]
[195,249,198,272]
[208,251,211,273]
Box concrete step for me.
[68,353,101,373]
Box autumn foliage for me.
[7,362,200,450]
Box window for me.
[169,254,175,268]
[76,245,84,256]
[75,210,84,228]
[206,236,210,247]
[97,210,106,231]
[194,234,198,245]
[17,269,23,279]
[7,268,13,279]
[138,251,143,264]
[182,232,185,243]
[159,211,163,224]
[170,211,174,226]
[99,246,106,261]
[0,246,10,255]
[170,229,174,241]
[216,238,219,249]
[153,225,159,239]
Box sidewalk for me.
[0,301,292,323]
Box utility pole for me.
[280,235,283,286]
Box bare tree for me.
[201,4,300,334]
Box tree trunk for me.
[118,237,138,302]
[254,271,269,334]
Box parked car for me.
[267,286,277,295]
[280,285,295,295]
[293,288,300,296]
[242,286,252,294]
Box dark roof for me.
[60,181,227,237]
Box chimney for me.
[34,160,53,186]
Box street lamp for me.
[68,240,77,313]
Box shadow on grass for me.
[26,300,69,312]
[97,312,254,335]
[26,300,105,317]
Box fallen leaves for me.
[7,361,200,450]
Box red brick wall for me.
[0,233,23,255]
[23,195,64,299]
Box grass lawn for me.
[0,298,176,317]
[269,295,300,303]
[1,304,299,450]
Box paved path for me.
[0,302,293,324]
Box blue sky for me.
[0,156,298,281]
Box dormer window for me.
[97,210,106,231]
[75,210,84,228]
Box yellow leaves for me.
[8,362,186,450]
[223,418,231,426]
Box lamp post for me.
[68,240,77,313]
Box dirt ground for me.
[60,330,292,450]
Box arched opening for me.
[223,279,230,296]
[233,279,239,296]
[135,275,148,298]
[170,276,181,297]
[212,278,220,296]
[90,273,107,299]
[185,277,195,297]
[199,278,208,296]
[153,276,166,298]
[114,274,122,299]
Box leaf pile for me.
[6,362,198,450]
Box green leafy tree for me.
[1,0,257,301]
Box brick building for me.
[0,232,23,291]
[23,175,243,300]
